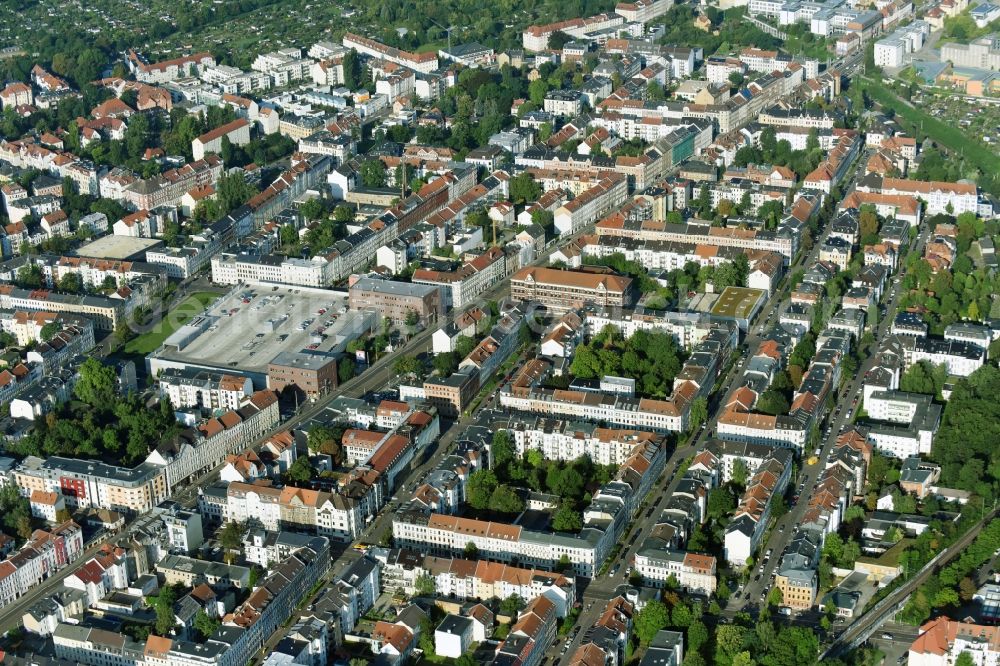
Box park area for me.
[124,291,221,356]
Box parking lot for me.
[152,285,376,376]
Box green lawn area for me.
[124,291,220,355]
[860,78,1000,174]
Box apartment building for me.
[583,308,719,349]
[146,391,280,490]
[192,119,252,161]
[395,434,665,577]
[157,367,253,412]
[633,549,717,596]
[341,33,439,73]
[267,351,339,398]
[128,50,216,83]
[940,36,1000,70]
[739,48,790,73]
[500,376,695,433]
[378,549,575,616]
[0,521,84,609]
[145,231,223,279]
[901,335,985,377]
[0,275,160,335]
[596,216,799,263]
[411,247,508,310]
[501,325,735,433]
[498,414,666,466]
[122,156,224,210]
[522,14,625,50]
[459,307,525,386]
[393,510,611,577]
[774,527,822,610]
[864,390,941,458]
[758,107,839,129]
[211,251,335,288]
[615,0,672,23]
[423,370,479,418]
[349,277,444,324]
[553,174,629,236]
[723,448,792,565]
[908,617,1000,666]
[492,596,558,666]
[15,457,168,515]
[803,132,861,193]
[224,481,363,543]
[856,175,979,216]
[66,539,329,666]
[510,267,635,312]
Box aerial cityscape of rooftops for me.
[2,0,1000,665]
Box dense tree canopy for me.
[570,326,685,398]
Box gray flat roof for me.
[75,235,164,260]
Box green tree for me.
[955,653,976,666]
[308,424,342,462]
[732,460,750,488]
[218,521,244,564]
[333,205,355,223]
[338,359,355,384]
[16,263,43,288]
[455,335,477,358]
[39,322,61,341]
[154,584,178,636]
[216,172,254,214]
[466,469,498,510]
[433,351,457,376]
[58,272,83,294]
[360,159,387,188]
[634,600,669,643]
[715,625,748,664]
[464,541,479,558]
[756,389,790,416]
[552,504,582,532]
[767,586,783,607]
[74,358,118,409]
[393,355,422,378]
[489,485,525,513]
[492,430,515,472]
[414,574,436,596]
[687,620,709,654]
[689,397,708,432]
[671,601,693,628]
[193,611,220,640]
[285,456,315,485]
[404,309,420,330]
[343,49,363,90]
[299,198,325,221]
[0,483,32,541]
[509,172,542,204]
[500,593,525,616]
